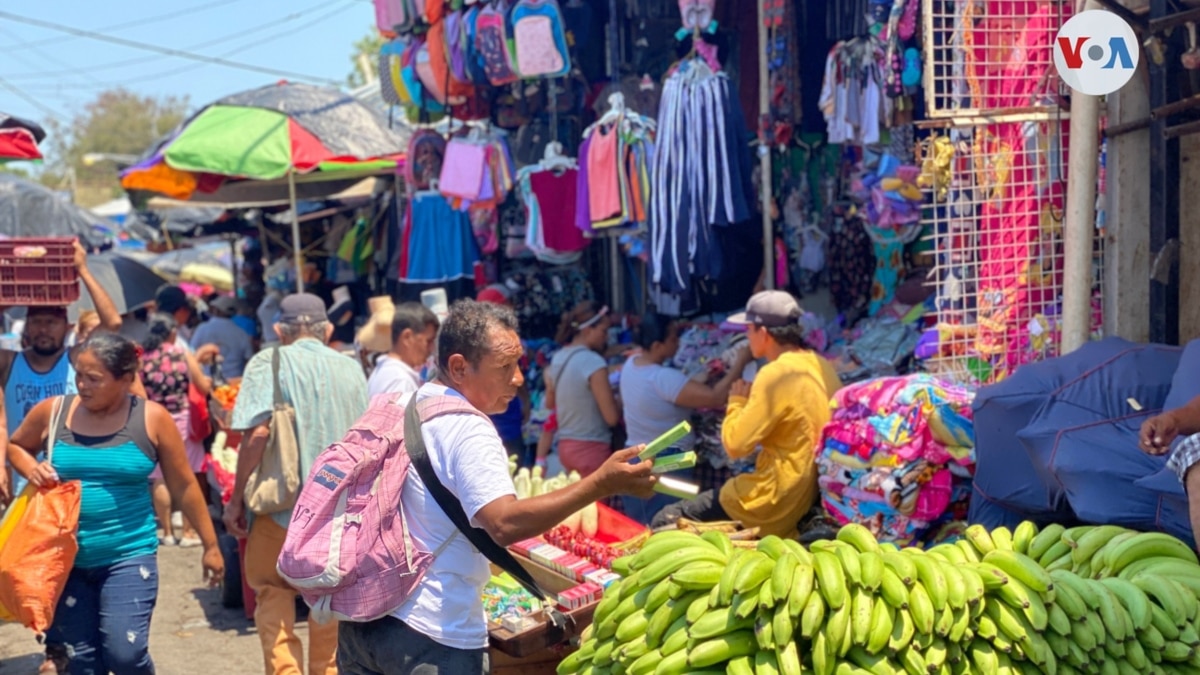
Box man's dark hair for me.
[391,302,439,344]
[765,323,812,350]
[437,299,520,373]
[636,313,675,351]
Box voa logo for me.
[1053,10,1139,96]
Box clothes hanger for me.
[582,92,628,138]
[539,141,577,173]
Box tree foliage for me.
[348,29,383,88]
[44,88,189,205]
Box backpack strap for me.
[403,394,566,626]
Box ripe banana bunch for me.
[559,523,1200,675]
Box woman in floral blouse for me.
[141,313,215,547]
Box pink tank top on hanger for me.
[586,124,622,223]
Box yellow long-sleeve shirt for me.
[718,351,842,538]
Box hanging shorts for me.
[405,193,481,283]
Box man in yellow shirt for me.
[650,291,840,537]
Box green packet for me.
[651,451,697,475]
[638,421,692,460]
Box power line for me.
[18,0,359,93]
[0,0,241,51]
[0,74,60,119]
[0,10,343,86]
[1,0,345,82]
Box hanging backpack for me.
[463,6,491,86]
[405,130,447,191]
[511,0,572,79]
[374,0,418,36]
[276,393,558,623]
[379,38,409,107]
[475,1,520,86]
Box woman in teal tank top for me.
[8,333,223,675]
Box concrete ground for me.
[0,545,271,674]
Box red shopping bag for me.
[0,481,80,633]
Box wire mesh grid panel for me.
[923,0,1072,118]
[918,118,1103,386]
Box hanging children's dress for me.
[400,191,481,284]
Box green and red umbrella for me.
[121,81,405,200]
[0,113,46,162]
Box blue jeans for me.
[338,617,489,674]
[45,554,158,675]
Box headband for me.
[574,306,610,330]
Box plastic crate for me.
[0,238,79,306]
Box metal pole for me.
[758,0,775,290]
[1061,1,1102,354]
[288,170,305,294]
[1149,0,1181,344]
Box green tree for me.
[43,88,189,206]
[348,29,383,88]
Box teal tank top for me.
[50,395,159,569]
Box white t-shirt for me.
[392,383,518,649]
[619,356,694,449]
[367,356,422,398]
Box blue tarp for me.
[969,338,1186,533]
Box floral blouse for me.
[140,344,191,414]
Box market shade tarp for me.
[0,113,45,162]
[967,337,1174,526]
[120,82,405,200]
[0,174,107,246]
[144,173,387,209]
[72,252,167,315]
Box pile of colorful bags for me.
[815,374,976,545]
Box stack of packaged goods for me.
[815,374,976,545]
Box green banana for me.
[1132,575,1191,626]
[1108,532,1199,575]
[957,565,987,605]
[659,616,690,656]
[756,535,788,561]
[786,562,814,619]
[991,526,1015,552]
[700,530,733,558]
[1013,521,1038,556]
[800,589,827,639]
[686,593,711,623]
[689,604,754,640]
[888,606,915,652]
[956,538,983,564]
[771,604,793,651]
[776,639,802,675]
[754,612,775,651]
[965,524,998,555]
[928,543,966,565]
[1070,525,1128,568]
[687,630,757,669]
[731,552,775,600]
[671,562,724,590]
[770,552,798,604]
[1048,576,1087,620]
[1027,523,1066,561]
[858,551,884,591]
[940,560,967,610]
[825,601,852,656]
[866,596,893,654]
[907,581,935,634]
[830,542,864,588]
[647,592,700,648]
[1047,601,1072,636]
[983,549,1055,594]
[640,546,727,586]
[627,648,662,675]
[756,649,782,675]
[1038,541,1073,569]
[1093,583,1130,642]
[813,550,848,609]
[716,552,755,607]
[909,553,948,610]
[837,523,881,553]
[653,646,688,674]
[756,579,776,613]
[1150,603,1183,640]
[616,608,651,643]
[724,656,754,675]
[850,586,873,646]
[880,549,917,585]
[879,566,909,609]
[812,629,833,675]
[975,562,1011,590]
[1099,577,1151,631]
[935,603,955,637]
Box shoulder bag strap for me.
[271,347,284,407]
[549,346,585,390]
[403,397,565,624]
[46,395,66,463]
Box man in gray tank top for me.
[0,241,124,506]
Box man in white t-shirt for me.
[337,300,658,675]
[366,302,439,397]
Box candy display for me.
[483,573,543,629]
[557,522,1200,675]
[816,374,976,545]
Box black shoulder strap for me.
[403,398,565,619]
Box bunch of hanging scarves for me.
[650,59,754,296]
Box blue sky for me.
[0,0,372,125]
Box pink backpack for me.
[276,393,486,623]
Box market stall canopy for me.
[72,251,167,315]
[0,112,46,162]
[143,172,388,209]
[120,82,406,201]
[0,174,108,246]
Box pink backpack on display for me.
[475,1,520,86]
[374,0,419,35]
[277,394,474,622]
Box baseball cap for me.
[155,285,190,314]
[726,291,802,328]
[278,293,328,324]
[208,295,238,316]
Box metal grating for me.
[919,118,1104,386]
[923,0,1072,118]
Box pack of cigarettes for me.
[556,582,603,611]
[530,544,567,569]
[510,538,544,558]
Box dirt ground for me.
[0,545,275,674]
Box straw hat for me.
[355,295,395,354]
